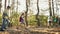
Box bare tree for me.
[52,0,54,16]
[5,0,7,10]
[0,0,2,13]
[56,0,59,15]
[25,0,30,26]
[25,0,28,26]
[48,0,52,16]
[36,0,40,26]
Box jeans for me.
[1,18,9,29]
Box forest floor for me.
[0,26,60,34]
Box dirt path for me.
[0,27,60,34]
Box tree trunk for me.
[36,0,40,26]
[25,0,28,26]
[5,0,7,9]
[56,0,58,15]
[49,0,52,16]
[52,0,54,16]
[0,0,2,13]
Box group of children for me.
[48,16,60,27]
[1,12,60,31]
[0,12,25,31]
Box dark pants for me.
[59,21,60,25]
[58,19,60,25]
[49,21,52,26]
[1,18,9,30]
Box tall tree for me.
[5,0,7,10]
[52,0,54,16]
[25,0,28,26]
[25,0,30,26]
[0,0,2,13]
[36,0,40,26]
[48,0,52,16]
[56,0,59,15]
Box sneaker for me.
[0,28,5,31]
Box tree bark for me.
[36,0,40,26]
[0,0,2,13]
[52,0,54,16]
[49,0,52,16]
[5,0,7,9]
[25,0,28,26]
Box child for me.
[1,13,9,31]
[48,17,52,28]
[19,13,25,24]
[17,13,25,30]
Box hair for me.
[21,13,24,16]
